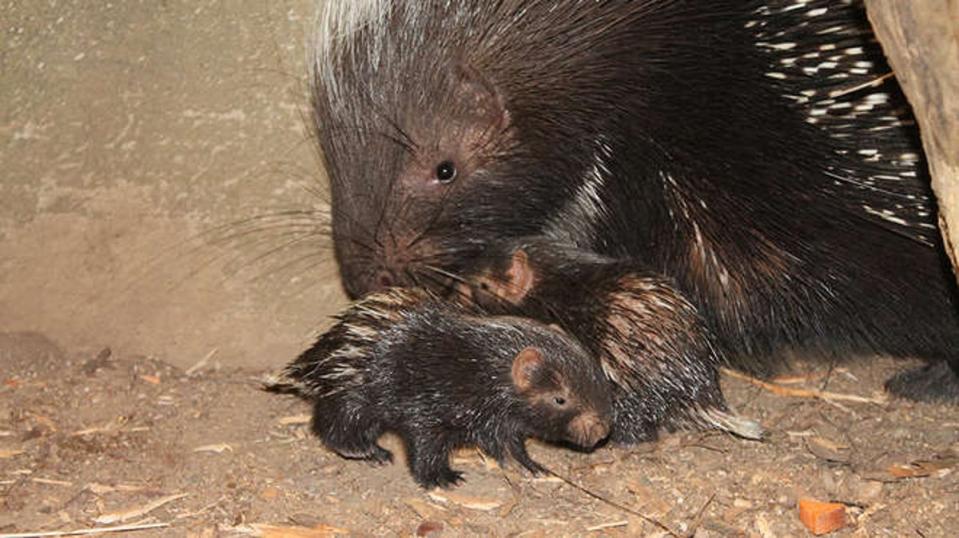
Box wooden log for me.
[866,1,959,280]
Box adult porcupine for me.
[266,288,613,488]
[309,0,959,439]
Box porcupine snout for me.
[567,411,610,448]
[336,225,438,297]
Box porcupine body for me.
[467,240,765,443]
[310,0,959,441]
[267,288,613,488]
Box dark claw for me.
[516,455,547,476]
[508,440,548,476]
[415,467,464,489]
[366,445,394,466]
[440,468,465,487]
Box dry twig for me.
[721,368,886,405]
[0,522,169,538]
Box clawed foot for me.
[509,441,548,477]
[517,457,547,476]
[415,467,464,489]
[334,444,393,465]
[886,362,959,403]
[366,445,394,466]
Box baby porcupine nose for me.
[568,412,610,448]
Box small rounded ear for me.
[502,249,535,303]
[470,248,536,308]
[455,63,509,129]
[511,346,545,392]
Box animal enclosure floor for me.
[1,331,957,537]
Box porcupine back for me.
[309,0,959,400]
[704,0,958,368]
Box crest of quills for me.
[269,0,959,486]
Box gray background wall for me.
[0,1,346,368]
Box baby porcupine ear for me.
[511,346,545,393]
[472,248,537,307]
[500,249,536,304]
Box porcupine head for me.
[312,2,640,298]
[505,335,613,451]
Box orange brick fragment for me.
[798,498,847,535]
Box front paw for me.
[517,457,547,476]
[508,443,548,476]
[415,467,464,489]
[886,361,959,402]
[366,445,394,466]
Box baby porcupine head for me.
[507,324,612,449]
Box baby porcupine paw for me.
[885,362,959,403]
[415,467,465,489]
[517,457,547,477]
[509,443,547,476]
[366,445,394,466]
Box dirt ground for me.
[1,331,957,537]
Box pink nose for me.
[583,420,610,447]
[570,413,610,447]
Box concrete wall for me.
[0,1,347,368]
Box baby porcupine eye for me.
[553,396,567,406]
[435,160,457,183]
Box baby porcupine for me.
[464,239,764,444]
[267,288,613,489]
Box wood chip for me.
[586,520,629,532]
[807,436,852,464]
[260,486,281,500]
[192,443,233,454]
[278,415,311,426]
[94,493,188,524]
[185,348,218,376]
[888,456,959,478]
[71,417,130,437]
[404,498,448,519]
[31,478,73,487]
[139,374,161,385]
[798,498,847,535]
[27,413,58,433]
[250,523,348,537]
[0,449,24,459]
[427,491,503,511]
[86,483,148,495]
[810,437,849,452]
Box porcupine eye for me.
[435,160,457,183]
[553,396,567,406]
